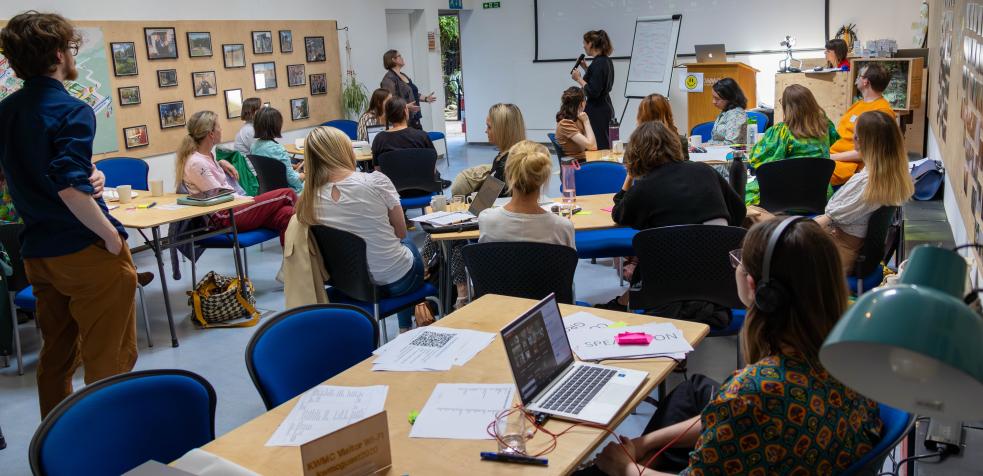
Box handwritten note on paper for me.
[266,385,389,447]
[409,384,515,440]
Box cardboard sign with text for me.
[301,411,391,476]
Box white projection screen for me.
[535,0,828,61]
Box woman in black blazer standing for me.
[380,49,436,129]
[572,30,615,150]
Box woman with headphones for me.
[591,217,883,476]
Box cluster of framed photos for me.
[108,26,328,149]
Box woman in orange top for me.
[829,63,895,185]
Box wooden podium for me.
[685,62,758,132]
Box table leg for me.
[228,212,247,289]
[439,240,452,314]
[151,226,179,347]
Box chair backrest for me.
[247,154,291,194]
[309,225,377,303]
[547,133,565,160]
[630,225,747,311]
[377,148,440,196]
[852,206,900,279]
[728,158,747,199]
[747,111,769,133]
[426,131,446,141]
[462,242,579,304]
[841,403,914,475]
[95,157,150,190]
[756,158,835,214]
[690,121,715,142]
[0,222,28,291]
[246,304,378,410]
[322,119,359,140]
[573,161,627,196]
[29,369,216,476]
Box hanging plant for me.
[836,24,858,51]
[338,26,369,119]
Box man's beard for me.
[64,65,78,81]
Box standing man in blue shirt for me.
[0,11,138,417]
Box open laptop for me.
[419,175,506,233]
[500,294,647,425]
[695,44,726,63]
[366,124,386,144]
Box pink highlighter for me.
[615,332,652,346]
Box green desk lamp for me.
[820,245,983,420]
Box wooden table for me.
[585,150,623,163]
[110,191,254,347]
[586,148,731,165]
[285,144,374,162]
[202,294,710,475]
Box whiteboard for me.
[624,15,681,98]
[534,0,827,61]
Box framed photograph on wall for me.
[309,73,327,95]
[279,30,293,53]
[123,125,149,149]
[287,64,306,86]
[304,36,326,62]
[110,42,138,76]
[253,62,277,90]
[118,86,141,106]
[252,31,273,54]
[290,97,309,121]
[144,27,178,60]
[187,32,213,57]
[223,44,246,68]
[192,71,217,97]
[158,101,186,129]
[157,69,178,88]
[225,89,244,119]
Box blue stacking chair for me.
[95,157,149,190]
[842,404,914,475]
[321,119,359,140]
[547,133,564,160]
[847,206,899,295]
[572,161,626,196]
[377,149,441,214]
[310,225,441,343]
[29,369,216,476]
[246,304,378,410]
[565,161,636,281]
[747,110,769,133]
[427,131,450,164]
[690,121,715,142]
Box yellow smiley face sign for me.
[685,75,699,89]
[678,72,705,93]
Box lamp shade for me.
[820,246,983,420]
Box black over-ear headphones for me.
[753,216,805,313]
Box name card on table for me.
[301,411,392,476]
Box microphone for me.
[572,54,585,74]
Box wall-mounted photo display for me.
[123,125,149,149]
[309,73,327,95]
[192,71,218,97]
[279,30,293,53]
[253,62,277,90]
[187,32,213,57]
[290,97,309,120]
[225,88,244,119]
[157,69,178,88]
[305,36,326,62]
[118,86,141,106]
[287,64,306,87]
[223,44,246,68]
[110,42,138,77]
[158,101,186,129]
[144,27,178,60]
[252,31,274,54]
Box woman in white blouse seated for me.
[478,140,575,247]
[296,125,424,332]
[815,110,913,272]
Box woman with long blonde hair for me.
[449,103,526,197]
[176,110,296,244]
[816,110,914,271]
[301,126,424,333]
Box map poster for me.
[0,26,118,155]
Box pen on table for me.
[138,202,157,209]
[480,452,548,466]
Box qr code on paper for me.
[410,331,453,348]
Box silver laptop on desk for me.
[500,294,647,425]
[695,44,727,63]
[366,125,386,144]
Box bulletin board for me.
[71,20,343,161]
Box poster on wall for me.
[0,27,119,155]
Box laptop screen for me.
[468,175,506,216]
[366,125,385,144]
[500,294,575,403]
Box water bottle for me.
[561,159,577,203]
[746,116,757,147]
[608,117,620,146]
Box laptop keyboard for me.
[541,366,617,415]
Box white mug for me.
[117,185,132,204]
[149,179,164,197]
[689,135,703,147]
[612,140,625,153]
[431,195,447,212]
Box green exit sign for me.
[483,2,501,8]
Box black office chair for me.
[849,206,900,295]
[247,154,291,195]
[377,149,442,213]
[630,225,747,368]
[755,158,835,215]
[462,242,579,305]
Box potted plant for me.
[339,26,369,119]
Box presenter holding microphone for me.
[572,30,615,150]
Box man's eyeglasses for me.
[728,249,743,269]
[68,41,80,57]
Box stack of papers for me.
[563,311,693,362]
[372,327,495,371]
[410,211,474,226]
[266,385,389,446]
[409,383,515,439]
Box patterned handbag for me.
[188,271,260,328]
